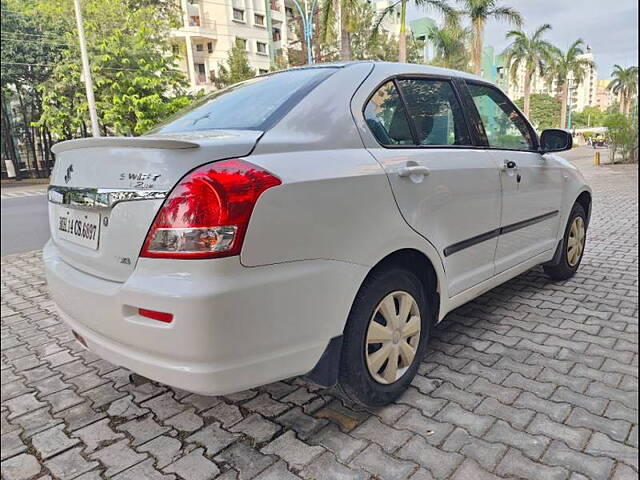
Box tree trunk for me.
[560,79,569,129]
[472,18,484,75]
[339,0,352,61]
[523,68,532,117]
[398,0,407,63]
[1,97,22,180]
[619,93,626,115]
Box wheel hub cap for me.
[365,291,421,385]
[567,216,585,267]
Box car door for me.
[464,82,564,274]
[362,77,502,297]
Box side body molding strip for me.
[444,210,560,257]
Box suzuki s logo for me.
[64,164,74,184]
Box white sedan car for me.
[44,62,591,406]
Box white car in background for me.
[44,62,591,406]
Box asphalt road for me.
[1,194,50,256]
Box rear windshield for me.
[150,68,337,134]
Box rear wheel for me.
[338,267,430,407]
[544,203,587,280]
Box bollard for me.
[594,151,600,166]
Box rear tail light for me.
[140,159,280,259]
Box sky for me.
[408,0,639,79]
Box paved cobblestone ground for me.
[2,150,638,480]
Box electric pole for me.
[73,0,100,136]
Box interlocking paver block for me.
[44,447,100,480]
[187,422,240,456]
[163,448,220,480]
[350,444,417,480]
[496,448,569,480]
[89,438,147,477]
[116,415,170,446]
[73,417,125,453]
[231,413,281,444]
[261,431,324,470]
[301,451,369,480]
[137,435,183,468]
[543,440,615,480]
[350,416,412,453]
[214,442,275,479]
[308,423,367,463]
[31,424,80,459]
[397,434,463,479]
[0,453,41,480]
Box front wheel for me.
[338,267,430,407]
[544,203,587,280]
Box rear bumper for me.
[43,240,366,395]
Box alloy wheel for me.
[567,216,585,267]
[365,291,421,384]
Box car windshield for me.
[149,68,337,134]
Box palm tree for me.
[319,0,359,61]
[608,65,639,116]
[547,39,594,129]
[456,0,522,76]
[374,0,453,63]
[427,14,470,71]
[502,24,555,117]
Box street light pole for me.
[290,0,318,64]
[73,0,100,137]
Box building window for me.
[195,63,206,84]
[273,27,281,42]
[195,43,204,52]
[233,8,244,21]
[172,44,180,55]
[256,42,267,55]
[236,38,248,50]
[254,13,265,26]
[207,42,213,53]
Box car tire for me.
[543,203,587,281]
[337,267,431,407]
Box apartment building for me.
[595,79,620,112]
[171,0,290,91]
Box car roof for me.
[284,61,487,83]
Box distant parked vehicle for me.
[592,136,607,148]
[44,62,592,406]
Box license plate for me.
[56,207,101,250]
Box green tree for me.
[608,64,638,116]
[502,24,555,117]
[215,44,257,88]
[427,13,470,71]
[1,0,67,176]
[456,0,522,76]
[374,0,452,62]
[514,94,561,130]
[571,106,605,128]
[547,39,594,129]
[35,0,190,137]
[604,113,638,163]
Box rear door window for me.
[364,81,414,146]
[397,79,471,146]
[150,68,336,133]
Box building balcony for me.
[172,16,217,38]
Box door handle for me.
[501,160,518,171]
[398,165,430,178]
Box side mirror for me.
[540,129,573,153]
